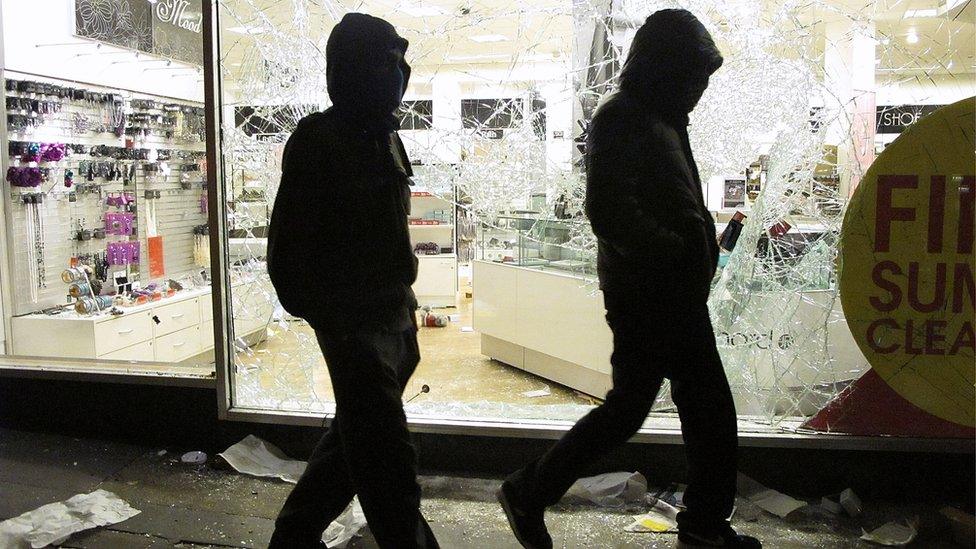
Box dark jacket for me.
[266,14,417,331]
[584,9,722,307]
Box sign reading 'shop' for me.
[841,97,975,428]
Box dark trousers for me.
[512,290,738,532]
[268,326,439,549]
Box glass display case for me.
[477,215,596,277]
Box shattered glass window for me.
[213,0,974,434]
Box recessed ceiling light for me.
[226,25,268,35]
[447,52,555,62]
[447,53,510,62]
[399,3,447,17]
[470,34,508,43]
[903,8,937,18]
[906,30,919,44]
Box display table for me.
[473,260,613,398]
[11,278,272,363]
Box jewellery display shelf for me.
[3,72,207,319]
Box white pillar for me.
[824,19,877,196]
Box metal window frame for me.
[200,0,975,454]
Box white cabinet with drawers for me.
[11,279,273,364]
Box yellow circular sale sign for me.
[841,97,975,428]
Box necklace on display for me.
[23,193,45,303]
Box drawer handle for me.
[171,313,185,319]
[118,328,134,335]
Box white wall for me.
[1,0,203,102]
[400,61,573,168]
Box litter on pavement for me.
[219,435,367,548]
[736,473,807,518]
[859,517,919,546]
[564,471,648,507]
[0,489,140,549]
[625,497,680,533]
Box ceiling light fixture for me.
[225,25,268,35]
[446,53,510,62]
[902,8,938,18]
[906,30,919,44]
[469,34,509,43]
[399,3,447,17]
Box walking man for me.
[266,13,438,549]
[498,10,761,549]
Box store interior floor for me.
[249,295,596,408]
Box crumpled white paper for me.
[218,435,307,483]
[521,386,551,398]
[324,498,366,549]
[736,473,807,518]
[0,489,140,549]
[625,498,680,533]
[564,472,648,507]
[218,435,367,548]
[860,517,919,546]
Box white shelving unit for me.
[409,190,458,307]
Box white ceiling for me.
[217,0,974,77]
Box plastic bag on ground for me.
[564,471,648,507]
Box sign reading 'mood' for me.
[840,97,975,428]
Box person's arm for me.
[583,110,703,262]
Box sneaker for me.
[676,527,762,548]
[496,479,553,549]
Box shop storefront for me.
[0,0,973,449]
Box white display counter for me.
[473,260,613,398]
[11,277,273,364]
[473,260,870,405]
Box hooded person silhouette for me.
[497,10,761,549]
[267,13,438,549]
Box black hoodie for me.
[267,13,418,331]
[584,9,723,307]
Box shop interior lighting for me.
[902,8,938,18]
[446,53,511,62]
[226,25,268,35]
[399,3,448,17]
[470,34,509,43]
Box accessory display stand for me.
[3,71,208,316]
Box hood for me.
[617,9,723,117]
[326,13,411,133]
